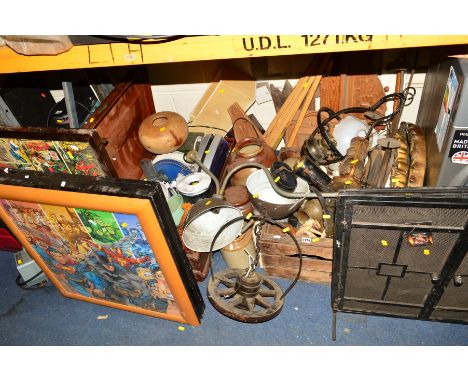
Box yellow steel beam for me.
[1,35,468,74]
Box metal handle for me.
[184,150,220,194]
[185,150,339,200]
[454,275,463,287]
[431,273,440,284]
[220,162,338,199]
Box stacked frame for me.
[0,127,117,178]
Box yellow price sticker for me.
[204,150,210,154]
[423,249,430,256]
[381,240,388,247]
[253,194,259,199]
[274,176,281,183]
[89,117,95,123]
[344,180,353,185]
[351,159,359,164]
[121,223,128,228]
[391,178,399,183]
[282,227,290,233]
[312,238,321,243]
[246,212,253,220]
[160,127,166,132]
[205,200,212,206]
[323,214,331,220]
[296,161,305,169]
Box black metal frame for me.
[332,187,468,338]
[0,170,205,321]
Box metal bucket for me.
[245,169,309,219]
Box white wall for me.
[147,64,425,133]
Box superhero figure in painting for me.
[81,241,168,312]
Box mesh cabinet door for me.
[332,188,468,324]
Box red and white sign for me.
[452,151,468,164]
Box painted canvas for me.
[0,199,181,316]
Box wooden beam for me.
[1,35,468,73]
[286,75,322,146]
[263,76,313,148]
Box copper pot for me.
[226,137,277,186]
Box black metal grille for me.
[398,232,459,273]
[344,268,432,305]
[333,188,468,326]
[344,268,388,301]
[455,255,468,275]
[348,228,400,268]
[383,273,432,305]
[352,205,468,228]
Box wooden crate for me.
[258,224,333,284]
[85,70,156,180]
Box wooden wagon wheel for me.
[207,268,284,323]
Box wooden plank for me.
[286,75,322,146]
[284,111,318,149]
[261,253,332,272]
[264,266,331,284]
[263,76,312,148]
[286,57,332,146]
[2,35,468,74]
[260,241,333,259]
[320,75,342,110]
[188,67,255,136]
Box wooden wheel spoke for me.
[255,295,273,309]
[226,295,243,308]
[245,297,256,312]
[258,289,276,297]
[217,287,236,297]
[207,269,285,323]
[217,276,236,288]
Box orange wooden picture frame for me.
[0,172,204,325]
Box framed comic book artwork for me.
[0,172,204,325]
[0,127,117,178]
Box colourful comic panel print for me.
[0,138,107,177]
[55,141,107,177]
[0,139,35,171]
[0,200,180,316]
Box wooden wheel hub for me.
[207,269,284,323]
